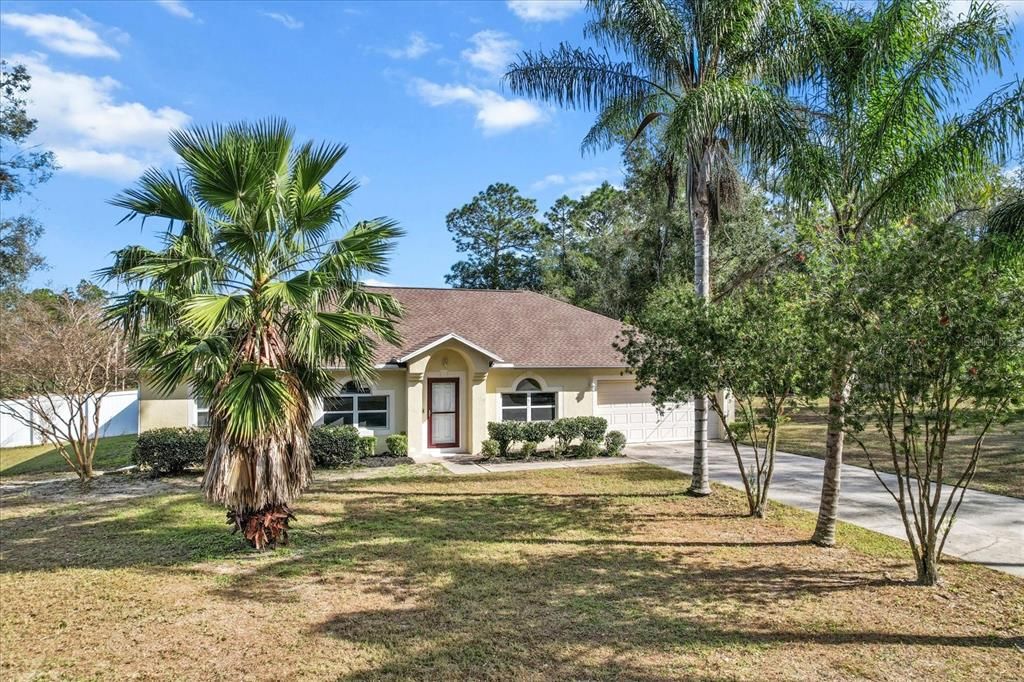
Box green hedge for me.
[481,439,500,459]
[487,421,521,458]
[605,430,627,456]
[578,416,608,443]
[133,425,387,474]
[133,428,207,476]
[484,416,609,458]
[386,433,408,456]
[310,425,364,467]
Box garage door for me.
[596,380,693,444]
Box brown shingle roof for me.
[366,287,627,368]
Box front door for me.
[428,378,459,448]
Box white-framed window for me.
[323,381,390,429]
[501,378,557,422]
[194,395,211,428]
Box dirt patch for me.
[0,471,200,505]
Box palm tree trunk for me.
[689,152,712,496]
[811,359,852,546]
[202,331,314,549]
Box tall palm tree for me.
[506,0,805,494]
[103,120,402,548]
[785,0,1022,546]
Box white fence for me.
[0,389,139,448]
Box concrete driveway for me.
[626,441,1024,578]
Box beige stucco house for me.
[139,287,708,456]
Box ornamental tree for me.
[844,222,1024,585]
[619,273,826,516]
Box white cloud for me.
[507,0,584,22]
[49,148,149,181]
[411,78,546,134]
[530,174,566,190]
[531,168,620,196]
[13,54,190,181]
[155,0,196,20]
[461,30,519,78]
[384,32,440,59]
[262,12,303,30]
[361,278,399,287]
[948,1,1024,22]
[0,13,120,59]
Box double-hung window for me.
[195,396,211,428]
[501,378,556,422]
[323,381,389,429]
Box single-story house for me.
[139,287,724,456]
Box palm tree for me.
[983,167,1023,264]
[506,0,805,495]
[785,0,1023,546]
[103,120,403,548]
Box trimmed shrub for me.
[133,427,207,476]
[550,417,585,452]
[487,421,523,457]
[604,430,627,457]
[575,439,601,459]
[520,441,537,459]
[386,433,408,456]
[309,425,362,467]
[360,436,377,459]
[481,439,500,459]
[520,421,552,444]
[579,416,608,443]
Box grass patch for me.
[755,402,1024,499]
[0,434,137,478]
[2,464,1020,680]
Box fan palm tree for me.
[103,120,403,548]
[784,0,1023,546]
[506,0,806,494]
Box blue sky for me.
[1,0,1021,292]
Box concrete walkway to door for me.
[626,441,1024,578]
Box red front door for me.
[428,378,459,448]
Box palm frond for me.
[858,80,1024,230]
[666,77,802,162]
[584,0,689,85]
[110,168,194,224]
[505,43,669,111]
[216,363,295,441]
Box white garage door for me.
[596,381,693,444]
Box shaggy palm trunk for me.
[201,328,313,549]
[688,152,712,496]
[811,360,852,546]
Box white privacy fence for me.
[0,389,139,448]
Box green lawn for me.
[0,434,136,478]
[761,403,1024,499]
[1,464,1020,681]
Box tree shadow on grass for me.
[198,471,1023,678]
[294,532,1015,680]
[5,465,1018,679]
[0,492,246,572]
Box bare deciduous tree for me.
[0,295,133,480]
